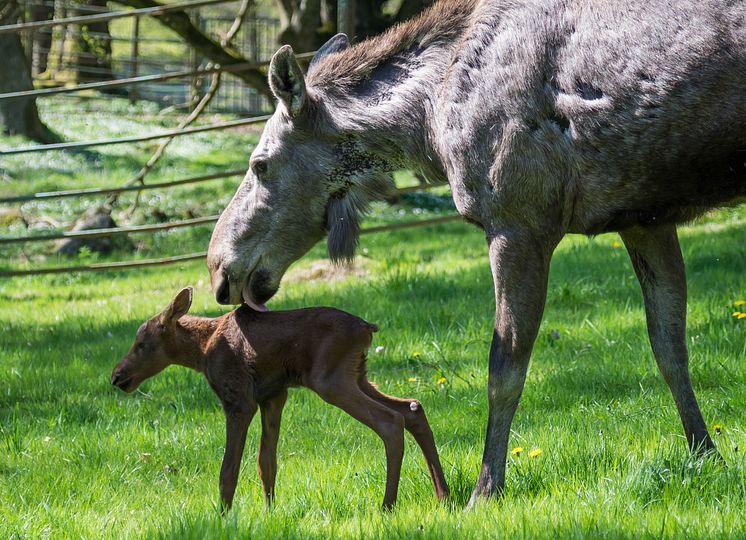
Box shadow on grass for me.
[1,223,744,471]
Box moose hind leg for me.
[358,378,450,500]
[620,224,717,454]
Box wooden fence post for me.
[337,0,355,38]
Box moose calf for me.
[111,287,449,509]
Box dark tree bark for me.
[112,0,272,99]
[0,0,60,143]
[274,0,434,52]
[275,0,327,53]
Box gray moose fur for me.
[208,0,746,505]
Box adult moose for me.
[208,0,746,505]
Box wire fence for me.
[0,169,245,203]
[4,0,234,34]
[0,0,459,279]
[0,114,272,155]
[13,0,281,114]
[0,52,314,102]
[0,204,458,277]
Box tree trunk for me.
[30,1,53,74]
[0,0,60,143]
[274,0,325,53]
[273,0,432,52]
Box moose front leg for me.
[258,390,288,507]
[620,224,717,455]
[219,405,258,512]
[468,229,557,506]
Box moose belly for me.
[575,149,746,234]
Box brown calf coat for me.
[111,288,449,509]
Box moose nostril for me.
[216,271,231,305]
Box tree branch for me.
[111,0,272,99]
[111,0,253,214]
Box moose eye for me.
[251,159,268,176]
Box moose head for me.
[207,34,411,308]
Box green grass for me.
[1,98,746,538]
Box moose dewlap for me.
[111,287,449,509]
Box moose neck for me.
[324,48,453,184]
[309,2,474,185]
[170,315,220,372]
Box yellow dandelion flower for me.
[713,423,722,434]
[739,313,746,320]
[611,240,622,248]
[408,377,418,382]
[735,300,746,307]
[412,351,421,358]
[436,376,447,385]
[511,447,523,456]
[733,311,743,318]
[528,448,542,458]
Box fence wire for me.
[0,1,460,279]
[0,0,237,34]
[0,216,462,277]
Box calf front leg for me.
[220,404,257,511]
[258,390,287,507]
[469,228,556,506]
[620,224,717,454]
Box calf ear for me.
[309,33,350,69]
[269,45,307,117]
[163,287,193,325]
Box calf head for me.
[111,287,193,393]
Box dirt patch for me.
[285,258,371,283]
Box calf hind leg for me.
[258,390,288,507]
[620,224,717,454]
[314,380,406,509]
[358,378,450,500]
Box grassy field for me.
[1,98,746,538]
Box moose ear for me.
[309,33,350,69]
[163,287,193,325]
[269,45,307,117]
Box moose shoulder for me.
[207,0,746,505]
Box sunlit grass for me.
[1,101,745,538]
[1,213,744,538]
